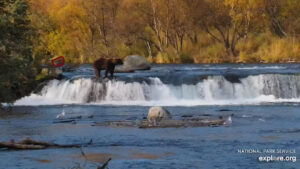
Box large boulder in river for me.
[147,106,172,124]
[115,55,151,72]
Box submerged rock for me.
[218,109,231,112]
[115,55,151,72]
[147,106,172,124]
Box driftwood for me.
[0,138,92,150]
[98,158,111,169]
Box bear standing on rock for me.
[93,58,123,78]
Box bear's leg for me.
[94,68,101,78]
[104,69,109,78]
[110,69,114,78]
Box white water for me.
[179,66,285,70]
[15,74,300,106]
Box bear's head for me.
[112,58,123,65]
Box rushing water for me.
[1,64,300,169]
[15,64,300,106]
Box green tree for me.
[0,0,36,103]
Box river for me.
[1,64,299,169]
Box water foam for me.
[14,74,300,106]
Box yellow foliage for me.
[193,43,227,63]
[156,48,181,63]
[238,51,259,63]
[236,33,300,63]
[258,37,300,63]
[28,0,300,64]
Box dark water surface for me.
[1,64,300,169]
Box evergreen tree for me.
[0,0,36,103]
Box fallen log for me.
[0,138,92,150]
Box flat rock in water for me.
[92,118,227,128]
[139,119,226,128]
[92,121,138,128]
[53,119,76,124]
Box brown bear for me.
[93,58,123,78]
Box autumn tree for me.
[197,0,263,59]
[26,0,300,64]
[265,0,300,37]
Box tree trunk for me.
[146,41,152,58]
[264,0,287,37]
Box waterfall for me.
[15,74,300,106]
